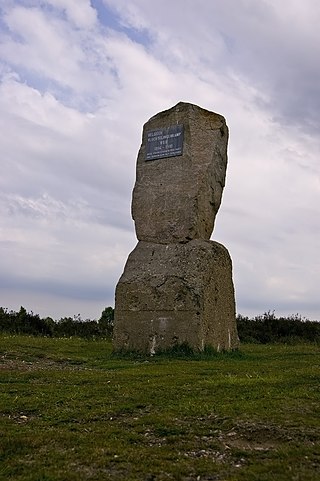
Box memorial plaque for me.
[146,124,184,161]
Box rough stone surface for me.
[132,102,229,243]
[114,240,239,353]
[114,102,238,354]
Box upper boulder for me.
[131,102,229,243]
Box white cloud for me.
[47,0,97,29]
[0,74,87,134]
[1,6,83,83]
[105,0,320,131]
[0,3,119,107]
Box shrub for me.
[237,311,320,344]
[0,306,114,339]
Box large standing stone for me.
[113,102,239,353]
[132,102,228,244]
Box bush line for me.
[0,307,319,343]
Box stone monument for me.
[113,102,239,353]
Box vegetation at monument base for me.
[1,335,320,481]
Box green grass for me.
[0,336,319,480]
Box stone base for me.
[113,240,239,354]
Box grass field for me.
[0,335,319,481]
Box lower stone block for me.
[114,240,239,354]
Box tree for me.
[98,307,114,338]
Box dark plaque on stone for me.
[146,124,184,161]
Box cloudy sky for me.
[1,0,319,321]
